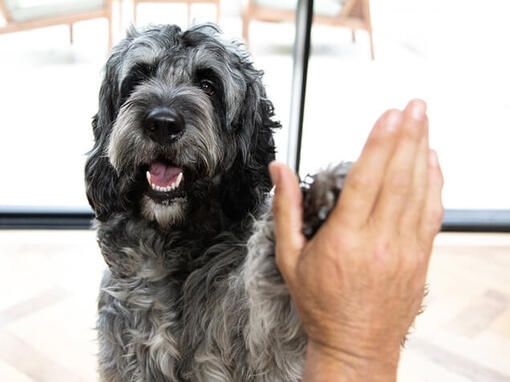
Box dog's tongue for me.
[149,162,182,186]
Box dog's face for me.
[85,24,279,227]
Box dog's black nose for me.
[144,108,184,144]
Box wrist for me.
[302,340,399,382]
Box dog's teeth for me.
[147,172,183,193]
[175,172,183,188]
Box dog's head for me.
[85,24,279,228]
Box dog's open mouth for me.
[145,160,185,202]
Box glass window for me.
[300,0,510,209]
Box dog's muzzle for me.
[141,107,186,200]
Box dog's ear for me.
[233,63,280,185]
[85,50,127,221]
[222,52,281,219]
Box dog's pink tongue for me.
[149,162,182,186]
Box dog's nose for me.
[144,108,184,144]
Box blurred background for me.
[0,0,509,380]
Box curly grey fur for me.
[95,164,350,382]
[87,23,352,381]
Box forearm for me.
[302,341,399,382]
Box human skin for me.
[269,99,444,381]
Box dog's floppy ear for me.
[245,78,280,168]
[233,62,280,185]
[222,52,280,219]
[85,50,128,221]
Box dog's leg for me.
[242,162,352,381]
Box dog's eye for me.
[199,80,215,96]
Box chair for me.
[133,0,220,26]
[0,0,113,49]
[242,0,374,59]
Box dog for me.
[85,23,350,381]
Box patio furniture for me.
[242,0,374,59]
[0,0,113,49]
[133,0,220,26]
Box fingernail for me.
[411,100,426,120]
[429,150,438,167]
[269,162,280,186]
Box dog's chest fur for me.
[95,210,307,382]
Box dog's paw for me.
[301,162,352,239]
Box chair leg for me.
[361,0,374,60]
[351,29,356,43]
[368,28,374,60]
[215,1,220,25]
[69,23,73,44]
[133,1,137,25]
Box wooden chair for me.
[242,0,374,59]
[0,0,113,49]
[133,0,220,26]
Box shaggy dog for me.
[85,24,350,381]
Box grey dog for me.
[85,23,350,381]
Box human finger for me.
[329,109,403,228]
[400,117,430,231]
[372,99,427,228]
[269,162,306,276]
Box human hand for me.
[269,99,444,381]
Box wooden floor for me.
[0,231,509,381]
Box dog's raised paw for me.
[301,162,352,239]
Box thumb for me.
[269,161,306,276]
